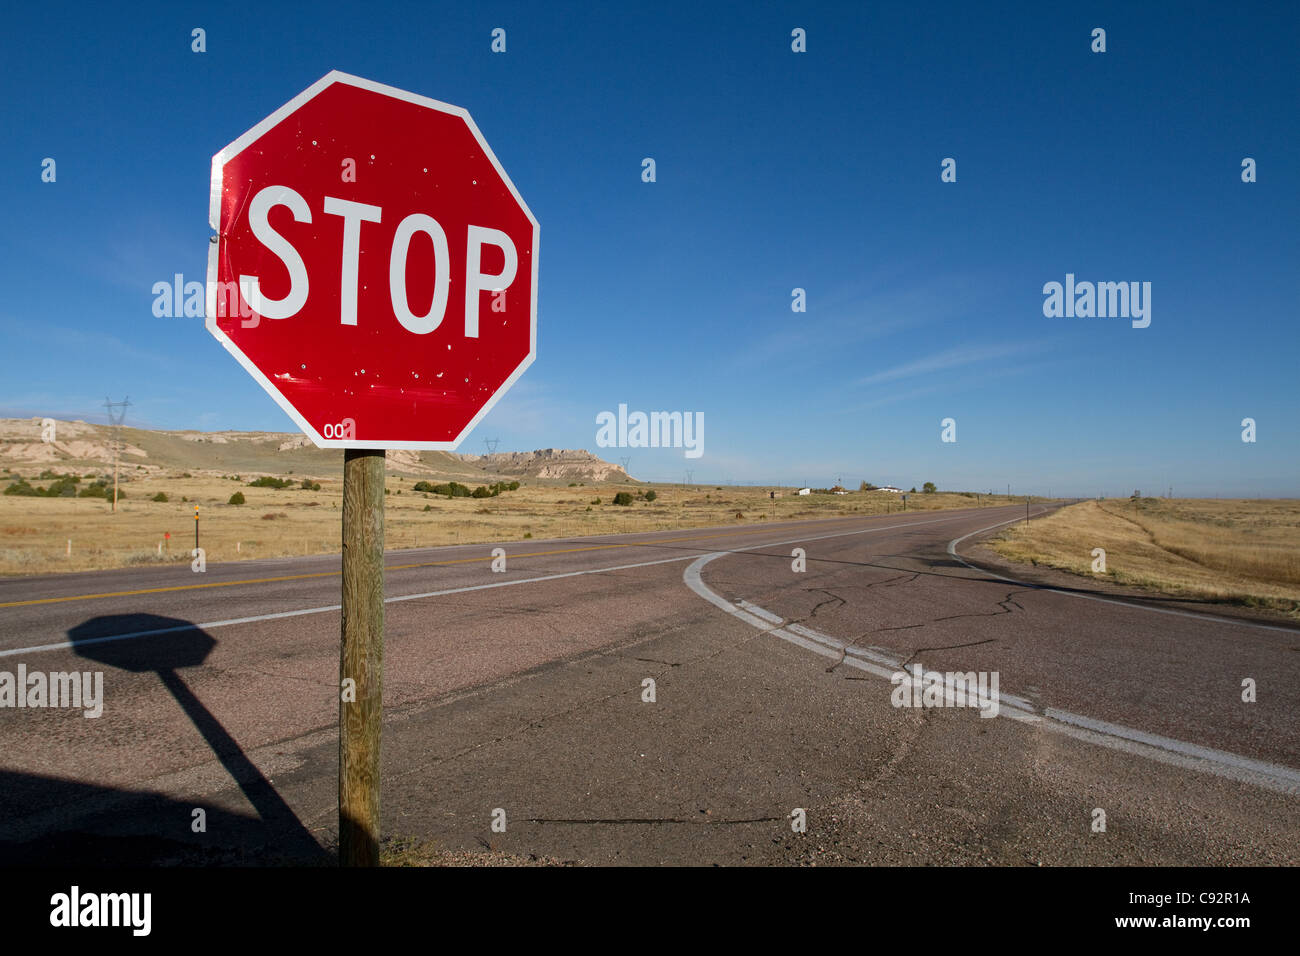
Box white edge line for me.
[684,549,1300,794]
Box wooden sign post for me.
[339,449,385,866]
[207,73,538,867]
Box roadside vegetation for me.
[0,475,1027,576]
[989,497,1300,618]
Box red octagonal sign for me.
[206,71,538,449]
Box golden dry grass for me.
[0,473,996,576]
[989,497,1300,617]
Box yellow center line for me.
[0,514,877,610]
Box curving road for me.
[0,503,1296,865]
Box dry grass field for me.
[0,471,999,576]
[990,497,1300,618]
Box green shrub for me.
[613,492,633,506]
[228,492,246,505]
[249,476,293,489]
[644,490,657,502]
[472,486,492,498]
[152,492,169,502]
[7,475,79,497]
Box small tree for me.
[613,492,633,506]
[228,491,246,505]
[909,487,917,494]
[645,490,657,502]
[922,482,936,494]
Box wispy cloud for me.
[728,270,993,374]
[0,316,177,368]
[854,341,1042,387]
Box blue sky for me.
[2,1,1296,495]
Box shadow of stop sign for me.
[206,71,538,449]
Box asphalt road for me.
[1,503,1296,865]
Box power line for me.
[103,396,131,514]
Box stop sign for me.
[205,71,538,449]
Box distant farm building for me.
[796,488,811,496]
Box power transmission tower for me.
[685,469,693,487]
[483,438,499,455]
[619,456,630,476]
[103,396,131,514]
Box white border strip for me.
[684,549,1300,793]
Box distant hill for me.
[0,418,631,484]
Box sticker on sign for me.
[205,71,539,450]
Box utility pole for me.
[103,396,131,514]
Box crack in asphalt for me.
[802,588,847,623]
[816,585,1025,674]
[899,639,997,670]
[390,626,772,782]
[930,589,1030,624]
[858,588,1032,664]
[524,815,784,826]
